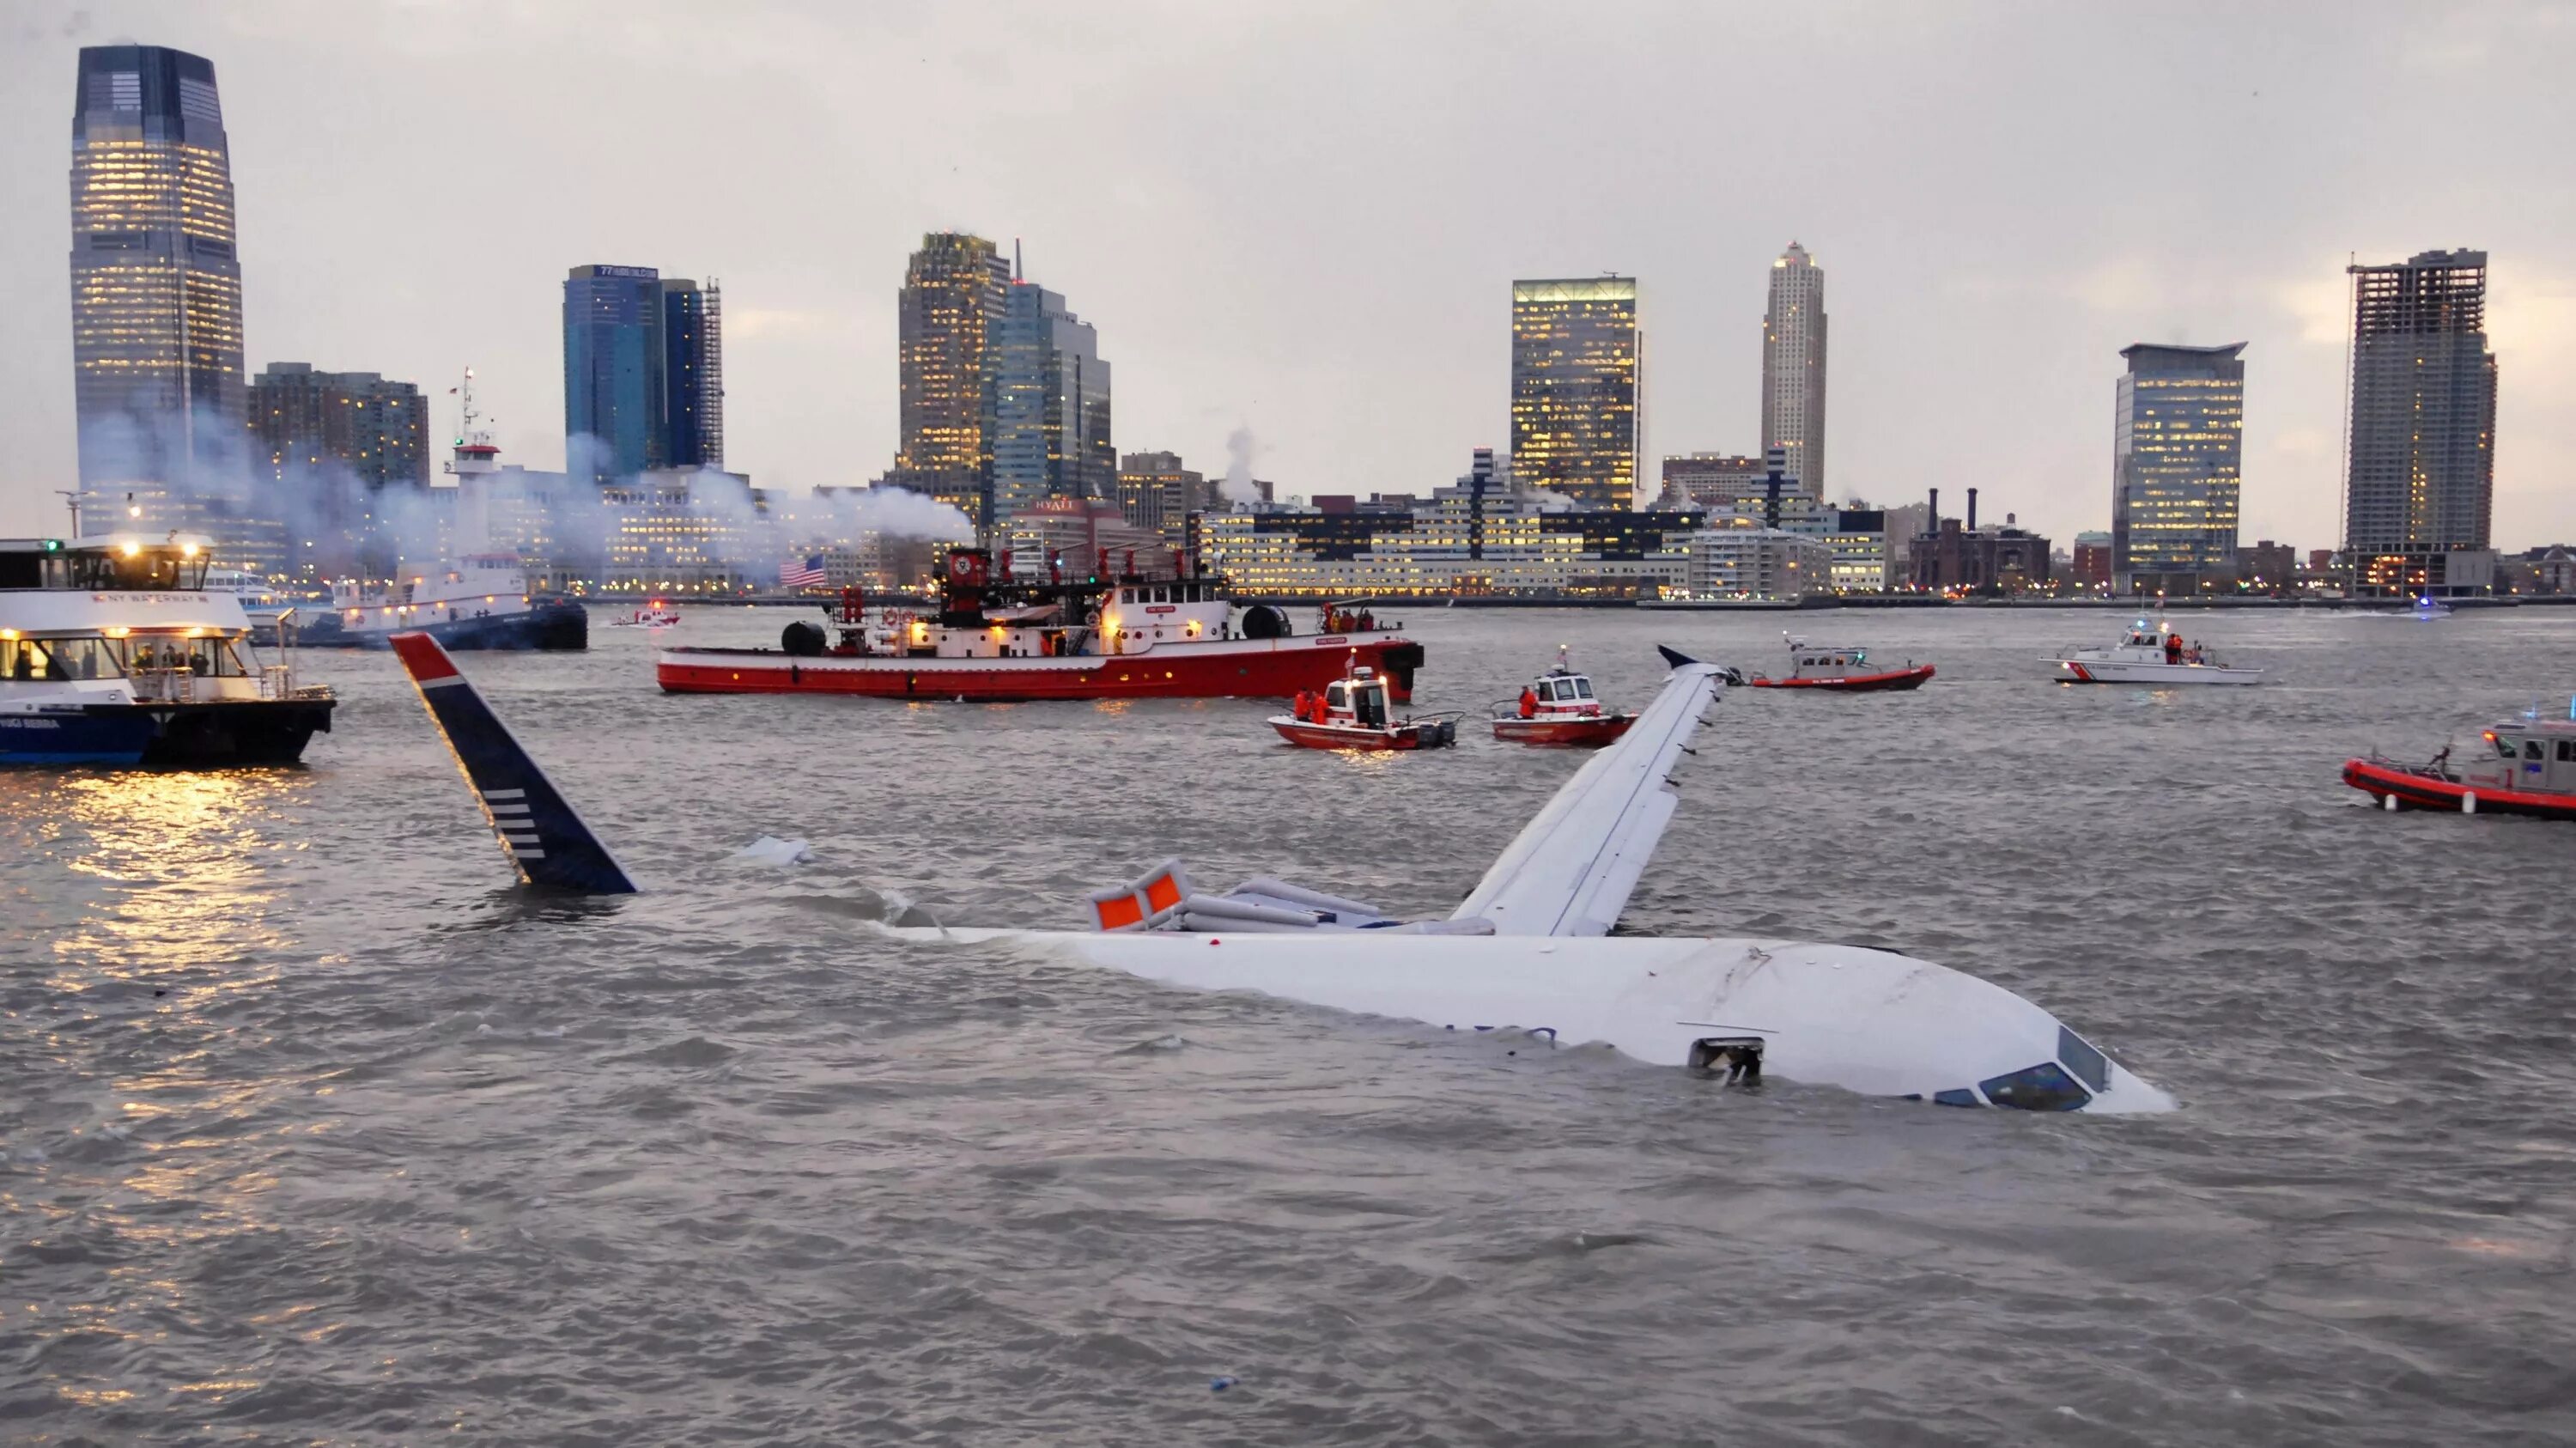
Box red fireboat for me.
[1490,649,1637,747]
[657,546,1424,703]
[1269,664,1460,751]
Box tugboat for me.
[301,553,587,650]
[0,532,335,766]
[1270,663,1459,751]
[2342,703,2576,819]
[659,545,1425,703]
[1747,636,1935,692]
[1492,648,1638,746]
[2046,618,2260,685]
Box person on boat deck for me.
[1291,689,1312,721]
[1519,685,1538,719]
[2164,633,2183,664]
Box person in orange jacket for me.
[1518,685,1539,719]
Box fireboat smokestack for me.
[1966,487,1979,533]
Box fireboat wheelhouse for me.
[658,545,1425,703]
[0,533,335,766]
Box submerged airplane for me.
[392,633,2172,1113]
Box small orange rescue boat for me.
[1492,650,1637,747]
[1270,665,1460,751]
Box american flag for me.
[779,555,825,589]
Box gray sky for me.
[4,0,2572,551]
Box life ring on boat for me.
[1084,607,1102,627]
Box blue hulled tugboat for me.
[1,533,335,766]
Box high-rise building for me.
[68,44,256,554]
[1760,242,1827,496]
[1115,451,1206,547]
[1510,277,1641,509]
[1659,453,1765,510]
[249,362,430,578]
[660,277,723,469]
[2112,343,2245,591]
[896,233,1012,526]
[993,276,1113,520]
[2342,249,2500,597]
[564,264,667,481]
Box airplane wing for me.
[1449,646,1722,937]
[391,632,640,894]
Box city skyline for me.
[5,4,2574,551]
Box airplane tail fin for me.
[392,632,640,895]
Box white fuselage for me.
[887,927,2174,1114]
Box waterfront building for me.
[1000,496,1172,581]
[68,44,284,571]
[1510,277,1641,509]
[993,278,1113,520]
[896,233,1012,528]
[564,265,668,481]
[2238,538,2299,592]
[1760,243,1828,496]
[1677,519,1832,603]
[1115,451,1207,546]
[1200,449,1698,598]
[1908,488,2051,593]
[1659,453,1765,509]
[660,278,723,469]
[248,362,430,578]
[2071,531,2112,592]
[2342,249,2500,597]
[2113,342,2244,592]
[597,466,771,593]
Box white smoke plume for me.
[1219,423,1262,508]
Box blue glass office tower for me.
[660,277,722,469]
[564,265,666,481]
[992,279,1112,520]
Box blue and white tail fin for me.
[392,632,640,895]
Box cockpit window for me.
[1978,1062,2093,1111]
[1932,1089,1980,1108]
[2056,1027,2109,1092]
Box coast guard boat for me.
[1747,636,1935,692]
[659,546,1424,703]
[2343,701,2576,820]
[2047,618,2261,685]
[394,634,2170,1113]
[300,553,587,650]
[1,533,335,766]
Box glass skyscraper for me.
[2112,343,2245,591]
[564,265,667,482]
[992,279,1113,521]
[2342,249,2498,597]
[1510,277,1640,510]
[68,44,255,551]
[896,234,1012,526]
[1760,243,1828,496]
[660,277,723,469]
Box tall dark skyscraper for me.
[660,277,723,469]
[2342,248,2500,597]
[67,45,252,541]
[895,233,1011,526]
[250,362,430,579]
[992,273,1112,520]
[1510,277,1641,509]
[564,264,666,481]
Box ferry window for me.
[46,638,119,680]
[2057,1026,2110,1092]
[1977,1062,2093,1112]
[3,638,50,679]
[1574,679,1595,699]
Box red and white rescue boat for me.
[2343,705,2576,820]
[657,546,1424,703]
[1747,636,1935,692]
[1271,666,1460,751]
[1492,650,1637,747]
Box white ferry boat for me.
[1,533,336,766]
[2046,618,2262,685]
[301,553,587,650]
